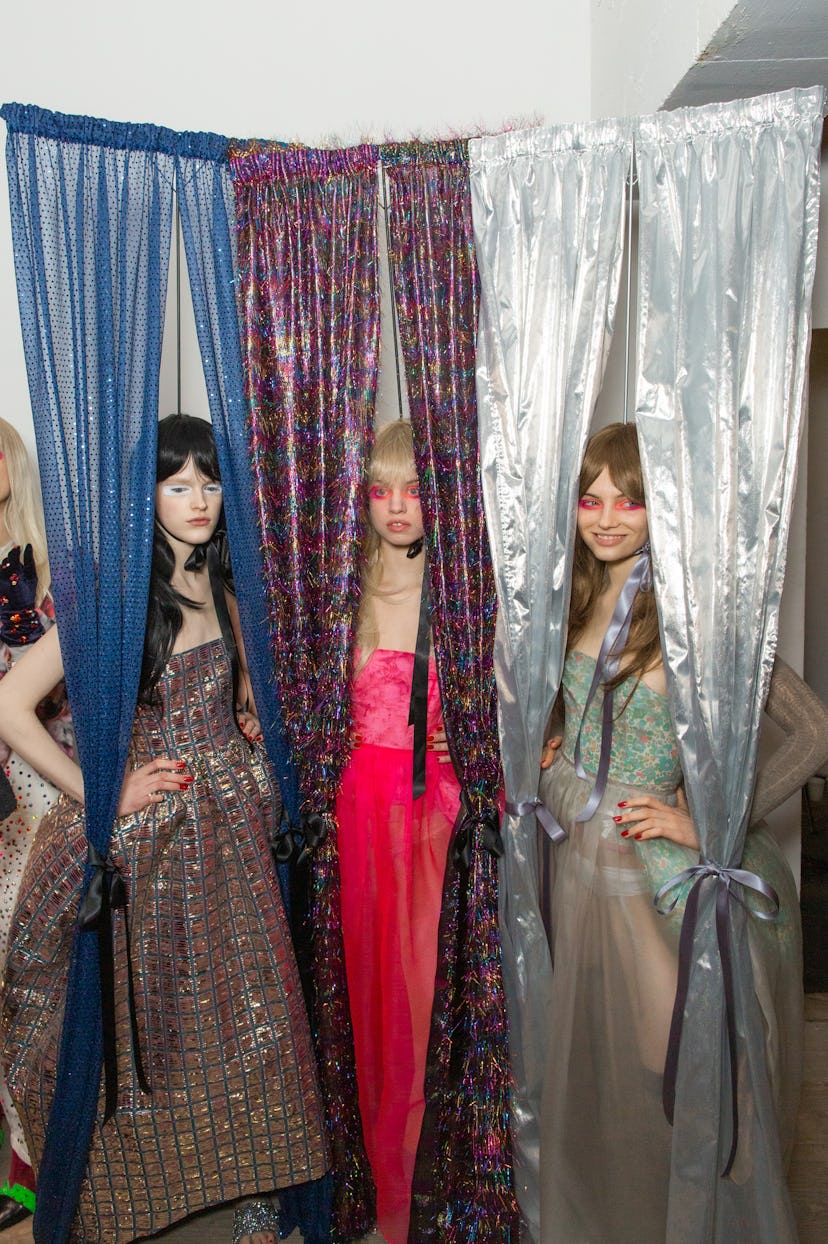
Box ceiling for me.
[663,0,828,110]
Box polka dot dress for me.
[0,624,73,1163]
[0,743,60,963]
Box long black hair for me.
[139,414,228,703]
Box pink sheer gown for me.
[337,648,460,1244]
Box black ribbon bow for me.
[452,793,504,869]
[78,844,151,1121]
[270,811,329,865]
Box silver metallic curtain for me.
[634,86,824,1243]
[470,119,632,1238]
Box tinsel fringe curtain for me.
[229,140,381,1241]
[383,140,519,1243]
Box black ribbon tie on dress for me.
[408,557,431,802]
[78,843,151,1121]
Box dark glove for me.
[0,768,15,821]
[0,544,44,647]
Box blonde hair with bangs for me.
[356,420,421,666]
[0,418,50,605]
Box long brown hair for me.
[355,420,422,667]
[568,422,660,691]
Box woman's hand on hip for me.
[237,710,262,743]
[540,735,563,770]
[117,757,192,816]
[614,786,699,850]
[427,725,452,764]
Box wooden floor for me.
[789,992,828,1243]
[3,996,826,1242]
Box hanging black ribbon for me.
[204,540,241,716]
[654,860,779,1177]
[452,791,504,870]
[407,560,431,801]
[270,818,299,864]
[183,543,207,572]
[78,843,151,1122]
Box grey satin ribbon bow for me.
[507,543,652,842]
[654,859,780,1177]
[504,796,568,843]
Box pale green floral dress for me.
[537,651,802,1244]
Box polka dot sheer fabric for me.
[2,103,173,1243]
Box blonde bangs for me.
[368,420,417,485]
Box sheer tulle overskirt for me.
[537,755,801,1244]
[337,650,459,1243]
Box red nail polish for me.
[179,783,189,791]
[612,815,623,823]
[618,801,627,808]
[620,829,629,838]
[176,761,187,770]
[634,833,642,840]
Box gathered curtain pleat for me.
[5,86,823,1244]
[229,142,380,1240]
[1,103,173,1244]
[469,118,633,1239]
[633,85,825,1244]
[383,141,519,1243]
[173,152,300,828]
[173,148,331,1241]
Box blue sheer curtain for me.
[1,103,173,1244]
[173,149,299,821]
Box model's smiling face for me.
[577,466,648,564]
[155,456,223,548]
[368,471,424,549]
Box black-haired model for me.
[0,415,327,1244]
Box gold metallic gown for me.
[0,638,328,1241]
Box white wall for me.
[2,0,817,866]
[590,0,737,117]
[1,0,591,453]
